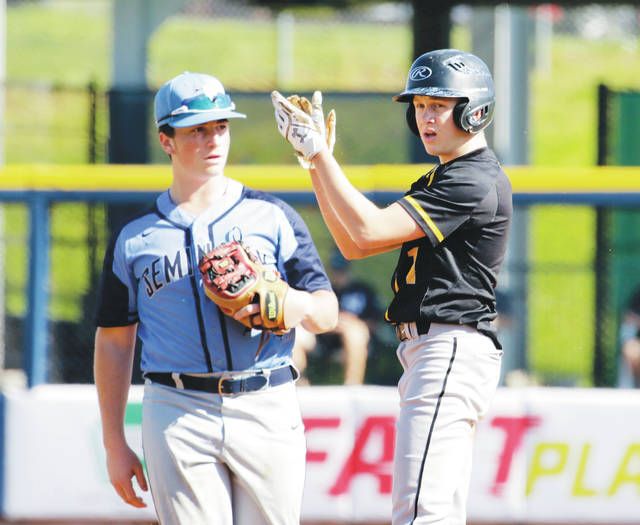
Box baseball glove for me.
[198,241,289,333]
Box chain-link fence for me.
[3,189,629,389]
[4,1,640,388]
[1,192,406,387]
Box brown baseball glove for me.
[198,241,289,332]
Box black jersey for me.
[386,147,512,342]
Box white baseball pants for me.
[392,323,502,525]
[141,381,306,525]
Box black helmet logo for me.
[409,66,432,81]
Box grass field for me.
[8,3,640,165]
[6,1,640,385]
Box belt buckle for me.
[217,373,234,395]
[395,323,409,342]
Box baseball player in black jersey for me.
[272,49,512,524]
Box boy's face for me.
[160,119,230,175]
[412,95,472,163]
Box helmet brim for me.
[393,87,469,103]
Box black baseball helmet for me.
[394,49,495,135]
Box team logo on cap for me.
[409,66,432,81]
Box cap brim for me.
[162,109,247,128]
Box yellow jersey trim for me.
[403,195,444,243]
[425,167,437,186]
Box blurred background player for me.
[94,71,338,525]
[293,249,382,385]
[617,286,640,388]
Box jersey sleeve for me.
[277,203,332,292]
[95,230,139,327]
[398,166,492,247]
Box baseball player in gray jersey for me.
[272,49,512,524]
[94,72,338,525]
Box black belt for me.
[145,365,296,395]
[394,320,431,342]
[394,321,502,349]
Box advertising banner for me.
[2,385,640,522]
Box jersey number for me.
[406,247,419,285]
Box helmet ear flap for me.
[405,105,419,137]
[453,100,468,132]
[407,98,480,135]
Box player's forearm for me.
[305,289,339,333]
[310,168,370,259]
[622,338,640,373]
[94,327,137,450]
[311,163,404,258]
[311,150,387,249]
[286,288,338,334]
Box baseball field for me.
[6,2,640,386]
[4,3,640,525]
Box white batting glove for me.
[272,90,336,167]
[286,94,316,169]
[285,91,336,169]
[307,91,336,169]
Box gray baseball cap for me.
[154,72,246,128]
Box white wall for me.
[2,385,640,522]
